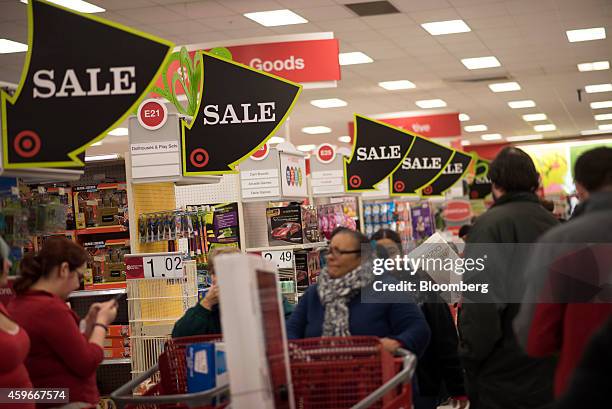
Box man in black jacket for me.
[458,147,558,409]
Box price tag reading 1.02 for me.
[262,250,294,270]
[142,255,184,278]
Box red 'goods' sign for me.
[155,39,340,94]
[138,99,168,130]
[316,143,335,164]
[348,113,460,139]
[443,200,472,222]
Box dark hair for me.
[489,147,540,193]
[458,224,471,239]
[574,147,612,192]
[370,229,401,246]
[14,236,88,294]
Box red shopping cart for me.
[111,336,416,409]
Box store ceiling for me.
[1,0,611,157]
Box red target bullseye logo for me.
[470,190,479,199]
[190,148,209,168]
[14,130,41,158]
[394,181,405,192]
[423,186,433,195]
[349,175,362,188]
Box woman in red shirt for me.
[0,237,34,409]
[8,237,117,408]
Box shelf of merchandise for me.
[76,226,128,236]
[69,287,126,298]
[245,241,327,253]
[101,358,131,366]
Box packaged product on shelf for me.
[317,203,356,240]
[266,204,320,246]
[73,184,128,230]
[186,342,228,393]
[207,203,240,246]
[104,346,131,359]
[294,252,309,288]
[82,240,129,285]
[107,325,130,338]
[104,336,131,348]
[411,202,435,242]
[307,250,322,284]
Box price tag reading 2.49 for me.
[261,250,293,270]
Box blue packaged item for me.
[186,343,215,392]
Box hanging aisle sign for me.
[468,156,492,199]
[181,52,301,176]
[344,115,415,192]
[420,150,474,197]
[390,137,455,196]
[1,0,173,169]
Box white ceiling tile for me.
[222,27,275,38]
[456,3,509,18]
[338,29,386,42]
[224,0,285,14]
[362,13,416,30]
[278,0,336,6]
[0,1,27,22]
[315,18,372,32]
[96,0,157,10]
[198,15,263,30]
[154,20,214,35]
[269,23,325,34]
[408,8,463,23]
[392,0,453,12]
[164,1,235,18]
[296,5,354,21]
[115,6,186,24]
[465,16,517,30]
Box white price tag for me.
[142,255,184,278]
[261,250,294,270]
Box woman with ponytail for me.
[8,236,117,408]
[0,236,34,409]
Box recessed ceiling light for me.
[464,124,487,132]
[338,136,352,143]
[585,83,612,93]
[268,136,285,144]
[460,140,471,146]
[378,80,416,90]
[0,39,27,54]
[21,0,105,13]
[508,100,536,109]
[534,124,556,132]
[243,9,307,27]
[310,98,347,108]
[594,113,612,121]
[590,101,612,109]
[302,126,331,134]
[522,113,547,122]
[598,123,612,131]
[91,141,103,146]
[108,127,128,136]
[581,129,610,135]
[421,19,471,36]
[461,56,501,70]
[577,61,610,72]
[566,27,606,42]
[481,133,502,141]
[85,154,119,162]
[506,134,543,142]
[297,144,316,152]
[338,51,374,65]
[459,113,470,122]
[415,99,447,108]
[489,82,521,92]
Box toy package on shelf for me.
[73,184,128,230]
[24,185,75,230]
[411,202,436,243]
[103,325,131,359]
[82,239,130,287]
[266,204,320,246]
[317,201,357,240]
[295,249,323,289]
[363,200,414,253]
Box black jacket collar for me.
[584,191,612,213]
[493,191,540,207]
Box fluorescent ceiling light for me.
[585,83,612,93]
[243,9,307,27]
[581,129,610,135]
[91,141,103,146]
[415,99,447,108]
[464,124,487,132]
[108,127,128,136]
[297,144,316,152]
[0,39,27,54]
[460,140,471,146]
[310,98,347,108]
[459,113,470,122]
[338,136,352,143]
[578,61,610,72]
[268,136,285,144]
[594,113,612,121]
[508,100,536,109]
[534,124,556,132]
[461,56,501,70]
[21,0,105,13]
[378,80,416,90]
[489,82,521,92]
[522,113,547,122]
[506,134,543,142]
[590,101,612,109]
[302,126,331,134]
[421,19,471,36]
[598,123,612,131]
[85,154,119,162]
[339,51,373,66]
[566,27,606,42]
[481,133,502,141]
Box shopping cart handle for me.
[350,348,417,409]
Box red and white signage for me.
[250,143,270,161]
[155,38,340,94]
[348,113,460,139]
[137,99,168,131]
[443,200,472,222]
[316,143,335,164]
[126,253,184,279]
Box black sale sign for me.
[420,150,474,197]
[181,52,301,175]
[390,136,455,196]
[468,157,492,199]
[1,0,173,169]
[344,115,415,192]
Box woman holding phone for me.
[9,237,117,408]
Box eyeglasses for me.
[327,247,361,257]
